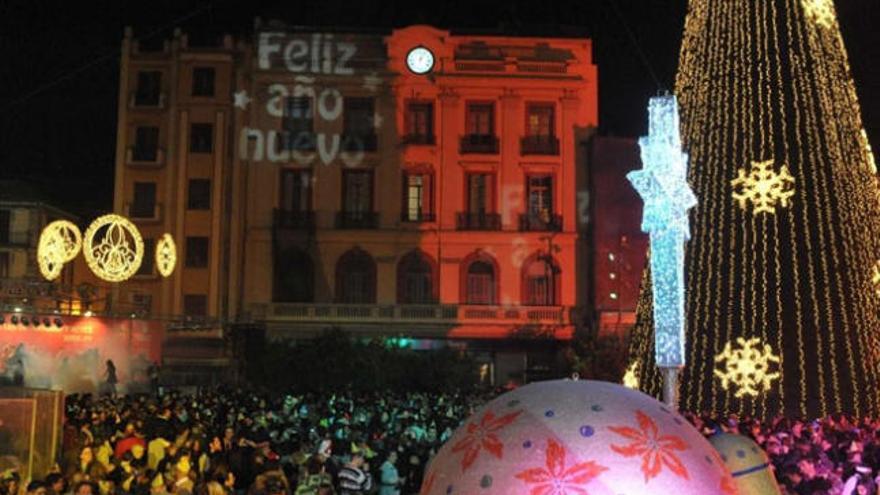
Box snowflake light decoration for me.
[714,337,781,398]
[802,0,836,29]
[156,233,177,277]
[622,361,640,390]
[861,129,877,175]
[37,220,82,281]
[731,159,796,215]
[83,214,144,282]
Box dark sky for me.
[0,0,877,216]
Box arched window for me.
[336,248,376,303]
[397,250,437,304]
[522,253,560,306]
[461,253,498,305]
[274,248,314,302]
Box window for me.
[187,179,211,210]
[527,175,553,222]
[136,238,155,276]
[133,126,159,161]
[0,210,9,244]
[343,170,373,213]
[526,103,555,137]
[343,97,376,151]
[192,67,215,96]
[402,171,433,222]
[135,71,162,106]
[190,124,213,153]
[185,237,209,268]
[280,170,312,212]
[274,248,314,303]
[405,102,434,144]
[282,97,315,151]
[523,255,559,306]
[397,250,435,304]
[467,103,494,135]
[336,249,376,304]
[464,258,496,305]
[183,294,208,317]
[0,252,9,278]
[467,173,494,214]
[131,182,157,218]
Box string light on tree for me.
[37,220,82,281]
[731,159,796,215]
[714,338,781,399]
[155,233,177,277]
[83,214,144,283]
[872,261,880,296]
[860,129,877,175]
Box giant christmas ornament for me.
[420,380,736,495]
[709,432,781,495]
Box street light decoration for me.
[83,214,144,282]
[37,220,82,281]
[156,233,177,277]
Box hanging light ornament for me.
[83,214,144,282]
[37,220,82,281]
[155,233,177,277]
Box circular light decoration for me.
[83,214,144,282]
[37,220,82,281]
[406,46,434,74]
[155,233,177,277]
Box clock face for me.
[406,47,435,74]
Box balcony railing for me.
[273,209,316,231]
[129,92,166,109]
[456,212,501,231]
[336,211,378,229]
[400,211,436,223]
[126,203,163,222]
[460,134,499,154]
[126,147,165,167]
[401,133,436,145]
[520,135,560,155]
[519,213,563,232]
[278,131,318,152]
[342,132,378,152]
[251,302,572,326]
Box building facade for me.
[111,24,602,383]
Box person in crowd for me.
[336,454,370,495]
[378,451,403,495]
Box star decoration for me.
[714,337,781,398]
[233,90,251,110]
[731,159,796,215]
[622,361,640,390]
[362,72,382,92]
[802,0,836,29]
[861,129,877,175]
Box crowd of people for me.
[4,387,880,494]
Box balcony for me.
[401,133,435,146]
[0,230,29,247]
[456,212,501,231]
[342,133,378,152]
[251,302,572,327]
[273,209,316,231]
[519,213,563,232]
[336,211,378,229]
[278,131,317,152]
[460,134,499,154]
[520,135,560,155]
[400,211,436,223]
[126,147,165,167]
[128,92,166,109]
[126,203,163,223]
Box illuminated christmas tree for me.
[629,0,880,418]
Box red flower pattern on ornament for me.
[514,438,608,495]
[608,409,690,482]
[420,470,435,494]
[450,409,521,471]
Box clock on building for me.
[406,46,434,74]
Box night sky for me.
[1,0,877,216]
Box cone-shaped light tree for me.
[628,0,880,418]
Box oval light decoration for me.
[156,233,177,277]
[37,220,82,281]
